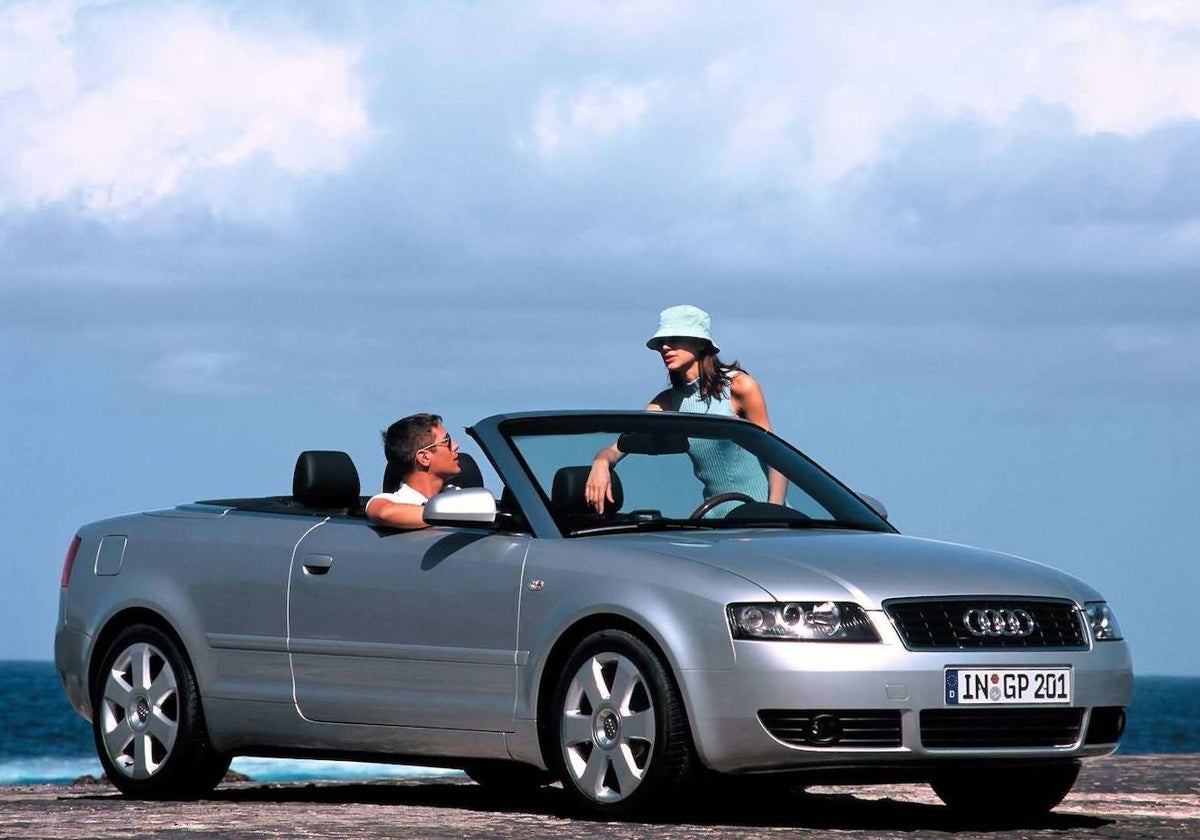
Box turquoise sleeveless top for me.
[669,373,769,516]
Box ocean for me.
[4,661,1196,786]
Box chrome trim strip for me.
[207,633,289,653]
[287,637,517,666]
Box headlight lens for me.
[728,602,880,642]
[1084,602,1124,641]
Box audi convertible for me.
[55,410,1132,818]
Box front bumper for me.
[680,635,1133,774]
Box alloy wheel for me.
[559,651,658,803]
[98,642,180,780]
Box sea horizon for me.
[5,661,1196,787]
[8,656,1197,678]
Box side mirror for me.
[424,487,497,526]
[858,493,889,521]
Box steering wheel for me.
[689,492,756,519]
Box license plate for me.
[945,667,1072,705]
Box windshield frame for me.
[481,411,895,539]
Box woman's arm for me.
[731,372,769,427]
[585,441,624,513]
[731,373,788,504]
[585,392,670,513]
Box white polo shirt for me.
[366,483,428,508]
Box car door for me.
[287,519,529,731]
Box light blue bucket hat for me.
[646,304,720,353]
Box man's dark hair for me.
[381,413,442,479]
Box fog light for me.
[1085,707,1127,744]
[807,714,842,745]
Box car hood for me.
[607,529,1102,608]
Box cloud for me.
[0,0,81,103]
[532,78,657,161]
[535,0,685,40]
[516,0,1200,186]
[0,0,369,220]
[3,0,1199,401]
[146,350,260,396]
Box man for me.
[365,413,461,528]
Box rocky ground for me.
[1,754,1196,839]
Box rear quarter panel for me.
[60,508,322,724]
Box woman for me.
[585,304,787,515]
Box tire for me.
[91,624,230,799]
[464,760,553,794]
[931,761,1080,819]
[548,629,694,817]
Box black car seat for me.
[550,466,623,517]
[293,451,361,512]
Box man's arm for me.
[365,497,429,529]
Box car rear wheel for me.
[549,629,693,817]
[91,624,230,798]
[931,761,1080,819]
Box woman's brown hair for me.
[668,344,744,401]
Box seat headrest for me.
[293,451,361,509]
[446,452,484,490]
[383,452,484,493]
[551,466,623,516]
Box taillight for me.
[61,536,81,587]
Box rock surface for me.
[1,754,1196,839]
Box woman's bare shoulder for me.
[729,370,761,396]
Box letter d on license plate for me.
[945,667,1072,705]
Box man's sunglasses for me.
[416,434,453,454]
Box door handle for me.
[302,554,334,575]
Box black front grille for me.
[885,598,1087,650]
[921,708,1084,748]
[759,709,902,748]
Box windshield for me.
[499,414,891,536]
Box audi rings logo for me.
[963,608,1037,637]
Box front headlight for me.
[728,601,880,642]
[1084,601,1124,641]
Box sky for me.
[1,0,1197,675]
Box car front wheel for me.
[91,624,229,798]
[931,761,1080,819]
[549,629,693,817]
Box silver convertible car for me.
[56,410,1132,818]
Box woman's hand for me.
[585,458,614,514]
